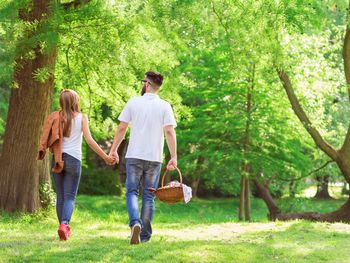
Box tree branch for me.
[279,160,334,182]
[266,174,277,186]
[277,69,339,161]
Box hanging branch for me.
[278,160,334,182]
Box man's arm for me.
[109,121,129,163]
[164,125,177,170]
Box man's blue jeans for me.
[52,153,82,225]
[125,158,161,242]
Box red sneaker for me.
[58,224,71,241]
[66,225,72,239]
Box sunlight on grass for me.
[300,184,344,198]
[1,196,350,262]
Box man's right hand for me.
[167,157,177,170]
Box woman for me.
[38,89,114,241]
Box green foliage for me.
[33,67,51,83]
[79,168,122,196]
[1,0,349,198]
[39,182,56,209]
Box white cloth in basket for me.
[167,181,192,203]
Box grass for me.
[1,195,350,262]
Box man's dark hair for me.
[145,71,163,87]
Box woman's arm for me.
[82,114,114,164]
[109,122,129,164]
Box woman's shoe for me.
[58,224,71,241]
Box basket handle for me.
[161,167,183,187]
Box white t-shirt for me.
[118,93,177,163]
[62,113,83,161]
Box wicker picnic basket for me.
[153,167,184,204]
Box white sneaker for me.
[130,224,141,245]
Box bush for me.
[79,168,122,196]
[39,182,56,209]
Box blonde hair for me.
[59,89,80,137]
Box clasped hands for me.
[104,151,177,171]
[103,151,119,166]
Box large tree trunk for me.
[314,175,333,200]
[0,0,56,212]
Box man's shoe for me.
[58,224,71,241]
[130,224,141,245]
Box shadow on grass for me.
[1,196,346,228]
[74,195,270,226]
[2,221,350,263]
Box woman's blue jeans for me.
[52,153,81,225]
[125,158,161,242]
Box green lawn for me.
[1,196,350,262]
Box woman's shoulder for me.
[79,112,88,123]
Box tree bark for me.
[314,175,333,200]
[275,196,350,223]
[277,70,339,162]
[255,178,350,222]
[244,176,251,221]
[238,175,246,221]
[0,0,57,212]
[253,179,280,220]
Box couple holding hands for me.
[38,71,177,244]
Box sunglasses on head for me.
[141,79,152,85]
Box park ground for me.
[1,186,350,263]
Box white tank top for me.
[62,113,83,161]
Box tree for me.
[0,0,58,212]
[255,0,350,222]
[151,0,313,207]
[0,0,186,212]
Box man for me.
[109,71,177,245]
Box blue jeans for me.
[125,158,161,242]
[52,153,81,225]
